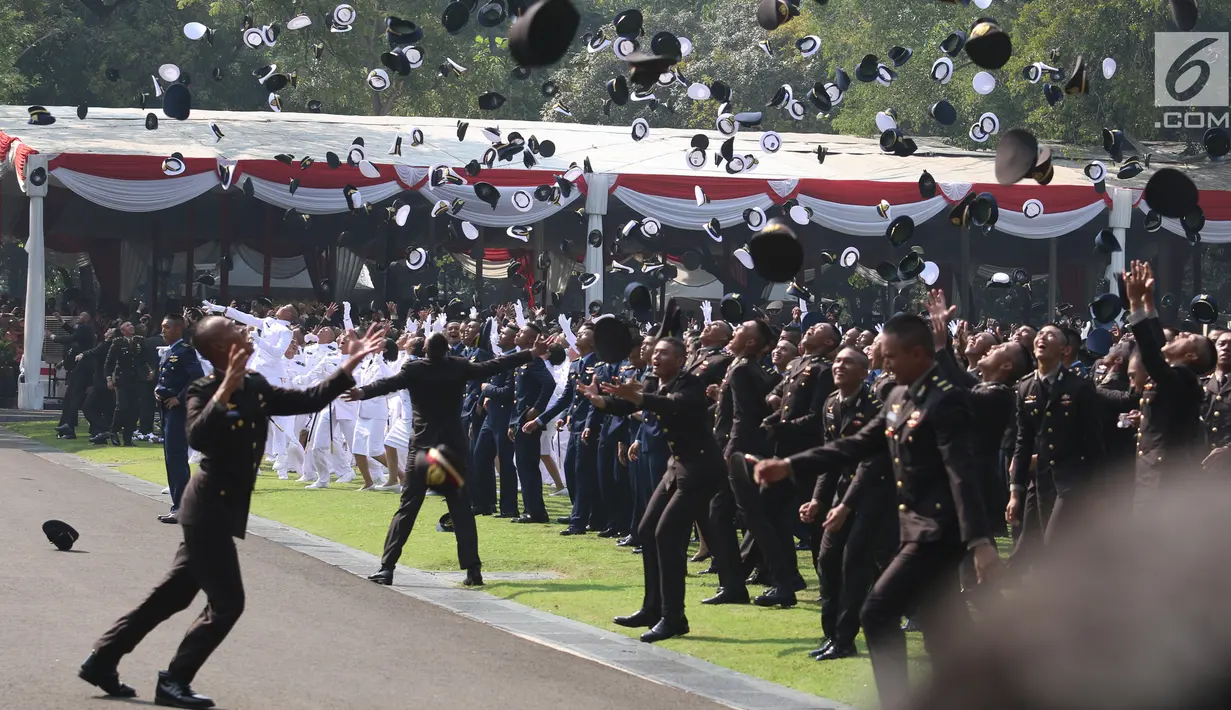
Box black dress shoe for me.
[697,564,716,575]
[471,506,494,516]
[58,430,78,440]
[613,608,659,628]
[559,527,587,536]
[56,423,71,433]
[640,614,689,643]
[555,516,572,525]
[632,546,643,554]
[788,575,808,592]
[702,587,750,605]
[808,639,834,658]
[745,569,769,586]
[78,652,136,698]
[616,535,636,547]
[90,433,109,445]
[753,587,798,608]
[494,511,520,519]
[511,514,548,524]
[463,566,484,587]
[367,568,393,585]
[816,644,858,661]
[690,551,711,563]
[596,528,620,538]
[158,513,179,524]
[902,617,922,632]
[154,671,214,708]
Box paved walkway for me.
[0,428,845,710]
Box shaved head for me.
[193,315,246,369]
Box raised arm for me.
[356,360,417,401]
[261,370,357,417]
[464,348,534,380]
[788,409,890,478]
[220,305,263,330]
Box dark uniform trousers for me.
[470,361,516,515]
[84,386,115,435]
[381,447,480,571]
[164,405,191,512]
[818,490,898,646]
[94,523,244,684]
[138,379,157,434]
[631,429,668,536]
[59,368,91,430]
[94,369,355,683]
[787,368,990,710]
[601,371,721,617]
[566,429,602,530]
[111,379,143,440]
[512,428,548,520]
[710,357,798,591]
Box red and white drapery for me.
[5,129,1231,240]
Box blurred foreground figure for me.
[909,478,1231,710]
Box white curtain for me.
[613,186,775,229]
[119,238,150,301]
[453,252,514,278]
[547,252,585,294]
[245,175,405,215]
[52,168,218,213]
[995,200,1107,239]
[1139,202,1231,244]
[334,247,365,303]
[417,182,581,228]
[795,195,950,237]
[767,179,799,198]
[235,244,308,280]
[394,165,430,188]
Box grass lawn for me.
[9,421,947,707]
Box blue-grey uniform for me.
[157,338,204,514]
[540,352,600,531]
[472,349,516,515]
[509,354,556,521]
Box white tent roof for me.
[0,104,1108,186]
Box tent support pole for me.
[19,154,49,411]
[1048,238,1057,320]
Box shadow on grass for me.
[493,581,631,599]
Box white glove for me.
[799,299,808,315]
[202,300,224,314]
[469,307,478,320]
[514,300,527,328]
[874,323,884,334]
[948,321,959,337]
[557,314,577,349]
[700,300,712,324]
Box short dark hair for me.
[1059,326,1082,349]
[658,336,687,358]
[882,314,932,352]
[163,313,185,326]
[751,321,774,348]
[525,321,544,335]
[1193,335,1216,374]
[425,332,449,361]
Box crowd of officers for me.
[53,312,162,446]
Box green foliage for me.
[4,0,1228,146]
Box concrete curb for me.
[3,427,851,710]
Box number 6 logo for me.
[1155,32,1229,107]
[1166,37,1218,102]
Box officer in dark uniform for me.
[1124,261,1211,505]
[707,320,799,609]
[471,324,519,517]
[684,319,734,387]
[1095,340,1141,477]
[460,319,491,513]
[597,305,724,642]
[355,331,545,587]
[584,346,624,537]
[80,317,383,708]
[807,347,897,662]
[156,314,204,524]
[140,325,166,439]
[763,313,838,573]
[54,310,96,439]
[509,322,556,524]
[755,314,999,710]
[79,329,117,443]
[542,323,599,534]
[105,322,153,446]
[1201,331,1231,463]
[1009,323,1105,546]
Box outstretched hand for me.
[531,334,549,357]
[1124,260,1156,312]
[600,379,644,403]
[925,289,956,352]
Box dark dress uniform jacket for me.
[1128,312,1204,472]
[1095,371,1140,467]
[685,345,733,388]
[53,321,95,372]
[157,340,204,403]
[359,350,534,454]
[105,336,151,382]
[512,356,556,428]
[1201,373,1231,451]
[714,356,774,458]
[1011,367,1105,496]
[184,370,355,538]
[787,367,991,545]
[812,384,893,515]
[763,353,834,457]
[601,372,723,490]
